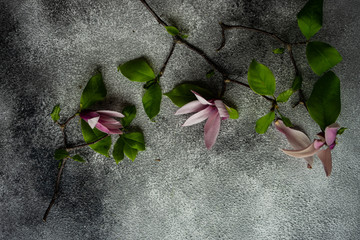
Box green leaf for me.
[118,58,155,82]
[121,105,137,128]
[225,106,239,119]
[247,59,276,96]
[124,143,138,161]
[54,149,69,160]
[277,89,294,103]
[255,111,275,134]
[123,132,145,151]
[142,82,162,120]
[281,116,293,127]
[206,70,215,79]
[297,0,323,40]
[51,104,61,122]
[307,71,341,130]
[292,75,303,91]
[165,26,179,36]
[180,34,188,39]
[164,83,214,107]
[306,41,342,76]
[337,127,347,135]
[272,48,285,54]
[72,154,86,163]
[277,111,293,127]
[81,119,111,157]
[113,137,125,164]
[143,79,156,89]
[80,72,107,110]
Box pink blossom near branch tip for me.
[175,91,229,149]
[80,110,124,135]
[275,120,340,176]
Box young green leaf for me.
[277,111,293,127]
[206,70,215,79]
[143,79,156,89]
[281,116,293,127]
[143,82,162,120]
[255,111,275,134]
[307,71,341,130]
[337,127,347,135]
[123,132,145,151]
[272,48,285,54]
[165,26,179,36]
[248,59,276,96]
[164,83,214,107]
[121,105,137,127]
[225,106,239,119]
[124,143,138,161]
[81,119,111,157]
[72,154,86,163]
[291,75,303,91]
[277,89,294,103]
[51,104,61,122]
[118,58,155,82]
[80,72,107,110]
[180,34,188,39]
[113,137,125,164]
[297,0,323,40]
[306,41,342,76]
[54,149,69,160]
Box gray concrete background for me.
[0,0,359,239]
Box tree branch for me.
[139,0,168,27]
[217,22,306,51]
[43,157,68,222]
[66,134,110,151]
[158,40,177,78]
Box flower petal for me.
[191,90,212,105]
[325,123,340,146]
[95,122,122,135]
[80,111,99,121]
[214,100,229,120]
[204,111,221,149]
[314,139,325,150]
[317,148,332,177]
[175,100,207,115]
[88,116,100,129]
[281,142,319,158]
[182,106,213,126]
[96,110,124,118]
[275,120,312,150]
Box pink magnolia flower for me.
[175,91,229,149]
[275,120,340,176]
[80,110,125,135]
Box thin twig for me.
[217,23,306,51]
[66,134,110,151]
[287,45,299,75]
[43,157,69,222]
[139,0,168,27]
[158,40,177,78]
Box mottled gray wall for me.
[0,0,359,239]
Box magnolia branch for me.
[44,112,109,221]
[158,40,177,78]
[217,23,306,51]
[43,157,68,222]
[139,0,273,103]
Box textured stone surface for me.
[1,0,359,239]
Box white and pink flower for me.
[175,91,229,149]
[80,110,124,135]
[276,120,340,176]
